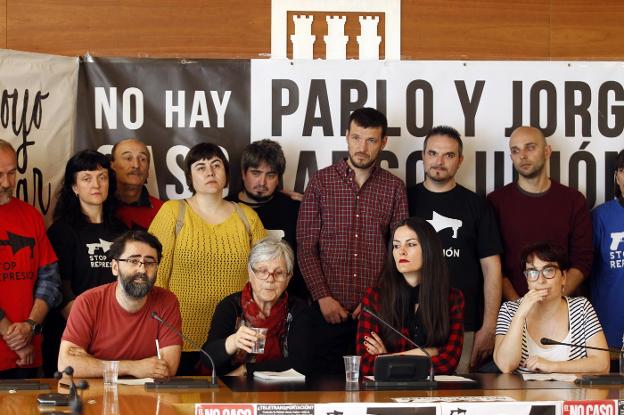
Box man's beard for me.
[0,187,12,205]
[120,271,155,298]
[243,187,275,203]
[348,153,376,170]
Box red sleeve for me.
[568,191,593,278]
[390,182,409,231]
[155,290,183,348]
[296,176,331,301]
[431,289,464,374]
[356,287,381,376]
[62,293,94,350]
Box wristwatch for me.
[25,319,42,336]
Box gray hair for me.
[248,237,294,276]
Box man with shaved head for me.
[111,138,163,230]
[487,126,593,301]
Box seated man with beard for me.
[58,231,182,378]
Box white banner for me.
[0,49,79,221]
[252,60,624,207]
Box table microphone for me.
[151,311,218,387]
[540,337,620,353]
[361,306,435,382]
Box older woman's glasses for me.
[251,267,289,281]
[117,258,159,271]
[524,265,559,281]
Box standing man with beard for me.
[0,139,62,378]
[58,231,182,378]
[111,138,163,230]
[226,139,307,300]
[487,126,593,301]
[407,126,503,373]
[297,107,408,374]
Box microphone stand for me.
[541,338,624,385]
[540,337,620,353]
[362,306,436,385]
[151,311,219,388]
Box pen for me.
[156,339,161,359]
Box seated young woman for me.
[201,238,312,376]
[493,241,610,374]
[356,217,465,376]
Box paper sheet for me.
[253,369,305,381]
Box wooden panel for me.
[402,0,551,60]
[0,0,6,49]
[6,0,272,58]
[6,0,624,60]
[551,0,624,59]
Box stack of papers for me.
[253,369,305,381]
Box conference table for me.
[1,374,622,415]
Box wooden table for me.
[0,374,622,415]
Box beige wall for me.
[3,0,624,59]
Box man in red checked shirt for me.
[297,108,408,374]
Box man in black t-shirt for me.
[226,139,308,300]
[407,126,503,373]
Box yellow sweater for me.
[148,200,266,351]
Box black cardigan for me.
[201,291,312,377]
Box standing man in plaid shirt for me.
[297,108,408,374]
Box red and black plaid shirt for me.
[356,286,465,376]
[296,159,408,310]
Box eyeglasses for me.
[117,258,159,270]
[524,265,559,281]
[251,267,289,282]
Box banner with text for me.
[75,57,250,199]
[74,59,624,208]
[0,49,79,220]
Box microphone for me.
[540,337,620,353]
[361,306,435,382]
[151,311,218,387]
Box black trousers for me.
[309,302,358,375]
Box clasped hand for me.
[362,331,388,355]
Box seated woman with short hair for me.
[494,242,610,374]
[201,238,312,376]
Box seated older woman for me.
[494,241,610,374]
[201,238,312,376]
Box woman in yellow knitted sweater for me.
[149,143,265,374]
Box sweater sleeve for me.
[431,289,464,374]
[148,201,179,290]
[201,294,241,375]
[568,192,593,278]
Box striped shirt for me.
[495,296,603,373]
[297,159,408,310]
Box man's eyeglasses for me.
[251,267,289,282]
[117,258,159,270]
[524,265,559,282]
